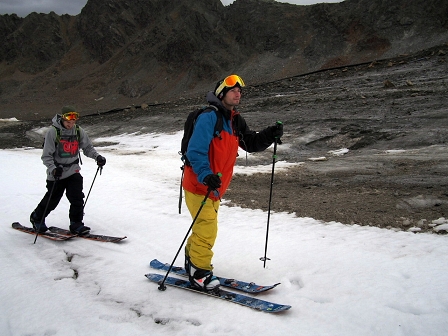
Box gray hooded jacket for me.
[41,114,100,181]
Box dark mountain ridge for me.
[0,0,447,120]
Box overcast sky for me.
[0,0,342,17]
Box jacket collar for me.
[206,91,232,120]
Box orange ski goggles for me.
[215,75,245,97]
[62,111,79,121]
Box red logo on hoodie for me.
[59,139,79,156]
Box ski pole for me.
[158,187,213,291]
[178,166,185,214]
[83,166,102,211]
[260,121,282,267]
[34,177,58,244]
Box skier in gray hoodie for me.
[30,105,106,234]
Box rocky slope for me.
[1,0,447,119]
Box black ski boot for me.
[69,222,91,235]
[30,211,48,233]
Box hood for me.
[51,114,63,129]
[206,91,232,120]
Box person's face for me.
[62,118,76,129]
[221,87,242,110]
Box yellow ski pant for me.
[184,190,220,271]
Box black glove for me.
[53,166,63,178]
[96,155,106,167]
[270,122,283,139]
[203,174,222,190]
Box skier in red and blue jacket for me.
[182,74,283,291]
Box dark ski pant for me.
[34,173,84,223]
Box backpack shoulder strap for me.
[51,125,61,143]
[52,124,80,142]
[211,107,223,139]
[75,124,80,142]
[199,105,223,136]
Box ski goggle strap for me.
[62,112,79,121]
[215,75,245,97]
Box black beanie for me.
[214,80,242,100]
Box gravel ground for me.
[1,45,447,234]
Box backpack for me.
[178,105,223,213]
[54,124,80,144]
[43,124,83,165]
[179,105,223,167]
[42,124,81,147]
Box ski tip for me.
[277,305,292,312]
[261,304,292,313]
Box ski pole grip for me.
[275,121,283,144]
[205,172,223,192]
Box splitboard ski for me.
[145,273,291,313]
[150,259,280,293]
[12,222,72,241]
[49,226,126,243]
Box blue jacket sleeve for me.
[186,112,217,183]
